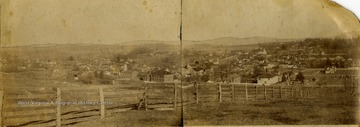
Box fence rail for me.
[189,82,358,103]
[0,82,357,126]
[0,82,181,127]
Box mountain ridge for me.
[183,37,298,47]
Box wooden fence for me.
[149,75,164,82]
[188,82,359,103]
[0,82,357,126]
[0,87,4,126]
[142,82,180,110]
[2,86,58,127]
[0,82,179,127]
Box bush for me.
[200,75,210,82]
[99,75,115,84]
[79,72,95,84]
[1,65,20,73]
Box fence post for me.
[56,88,61,127]
[218,83,222,102]
[315,86,322,97]
[0,87,4,126]
[173,83,177,108]
[245,85,248,101]
[280,86,283,99]
[144,85,148,110]
[231,83,235,102]
[264,86,267,100]
[272,86,275,99]
[255,86,258,100]
[306,87,309,98]
[291,86,294,98]
[99,87,105,119]
[195,82,199,104]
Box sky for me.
[332,0,360,19]
[1,0,181,46]
[1,0,360,46]
[183,0,360,41]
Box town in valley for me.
[2,37,358,87]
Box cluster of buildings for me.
[0,53,181,84]
[1,40,358,86]
[183,42,359,86]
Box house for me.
[353,59,360,67]
[137,54,150,59]
[257,74,279,85]
[279,64,296,69]
[241,76,257,83]
[164,74,174,82]
[264,63,277,69]
[258,49,267,55]
[149,69,171,82]
[192,66,205,76]
[119,70,139,80]
[218,56,237,65]
[325,66,336,74]
[52,68,68,79]
[228,76,241,83]
[183,64,194,76]
[111,66,120,75]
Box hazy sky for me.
[1,0,181,46]
[183,0,360,40]
[1,0,360,46]
[332,0,360,18]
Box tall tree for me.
[296,72,305,84]
[325,57,332,68]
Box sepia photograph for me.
[0,0,182,126]
[181,0,360,126]
[0,0,359,126]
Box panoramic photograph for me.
[181,0,360,126]
[0,0,359,127]
[0,0,183,126]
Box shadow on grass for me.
[269,111,300,124]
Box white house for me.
[257,74,279,85]
[258,49,267,55]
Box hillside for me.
[0,42,179,60]
[183,37,297,47]
[336,31,360,39]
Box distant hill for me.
[0,40,180,48]
[122,40,180,46]
[0,41,179,60]
[183,37,297,47]
[336,31,360,39]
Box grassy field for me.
[1,71,358,126]
[72,98,358,126]
[71,109,182,127]
[70,87,359,126]
[184,100,357,125]
[182,85,359,125]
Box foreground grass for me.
[73,98,357,126]
[184,98,358,125]
[73,109,182,127]
[2,72,357,126]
